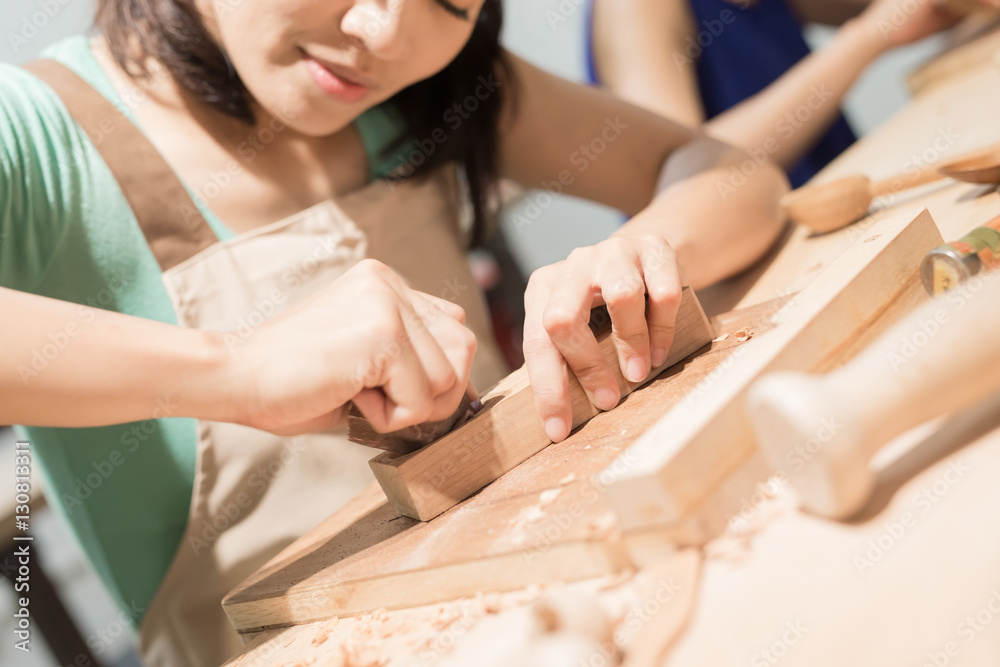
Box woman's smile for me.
[301,49,373,104]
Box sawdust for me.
[558,473,576,485]
[586,510,620,539]
[476,591,503,614]
[596,568,636,591]
[509,505,546,528]
[539,488,562,506]
[735,327,754,342]
[712,333,730,343]
[340,643,385,667]
[705,482,795,563]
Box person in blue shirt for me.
[587,0,991,187]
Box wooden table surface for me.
[223,46,1000,667]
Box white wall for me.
[2,0,96,63]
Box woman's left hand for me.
[523,234,683,443]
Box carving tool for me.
[781,142,1000,233]
[348,385,482,455]
[747,270,1000,520]
[920,213,1000,294]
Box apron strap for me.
[23,59,218,272]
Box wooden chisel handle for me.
[747,270,1000,519]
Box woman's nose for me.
[341,1,411,61]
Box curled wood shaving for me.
[735,328,754,342]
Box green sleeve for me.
[355,103,411,181]
[0,64,77,293]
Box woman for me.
[0,0,786,663]
[588,0,987,187]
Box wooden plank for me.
[601,208,944,530]
[369,287,714,521]
[222,301,775,637]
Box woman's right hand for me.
[225,259,478,436]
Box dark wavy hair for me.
[95,0,510,245]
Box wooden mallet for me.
[746,270,1000,520]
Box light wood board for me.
[602,208,943,530]
[222,300,777,637]
[369,287,713,521]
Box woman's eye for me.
[434,0,471,20]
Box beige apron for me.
[27,61,508,666]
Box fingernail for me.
[545,417,567,442]
[627,356,648,383]
[651,348,667,368]
[595,387,620,411]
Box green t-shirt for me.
[1,36,406,625]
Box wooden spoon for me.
[937,146,1000,184]
[781,168,944,234]
[935,0,1000,15]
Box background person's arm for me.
[1,260,477,435]
[592,0,967,171]
[498,52,788,289]
[497,54,788,441]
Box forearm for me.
[706,19,887,169]
[614,138,790,289]
[0,287,237,427]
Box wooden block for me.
[369,287,714,521]
[601,208,944,531]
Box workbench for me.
[221,40,1000,667]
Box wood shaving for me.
[712,333,729,343]
[310,630,328,646]
[478,592,503,614]
[558,473,576,486]
[735,327,754,342]
[340,644,385,667]
[509,505,545,527]
[596,568,636,591]
[539,488,562,506]
[586,511,619,539]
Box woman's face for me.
[199,0,486,135]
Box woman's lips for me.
[303,54,371,104]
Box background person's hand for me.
[229,259,478,436]
[522,235,683,443]
[858,0,989,47]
